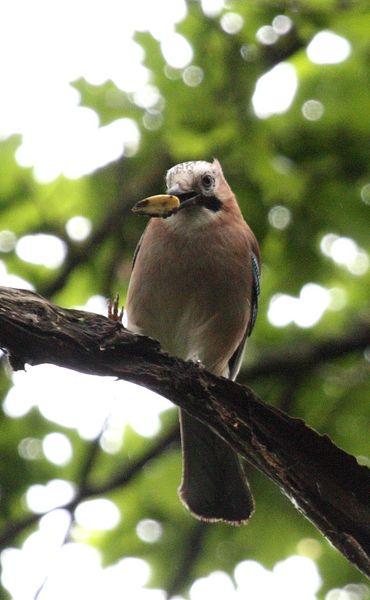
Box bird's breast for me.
[126,216,252,373]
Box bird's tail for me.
[178,409,254,524]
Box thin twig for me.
[40,156,170,299]
[167,522,208,599]
[240,321,370,383]
[0,425,179,549]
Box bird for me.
[126,159,260,524]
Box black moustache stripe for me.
[202,195,222,212]
[174,192,222,212]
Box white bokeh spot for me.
[26,479,76,514]
[75,499,121,532]
[66,216,92,242]
[252,63,298,118]
[320,234,369,276]
[43,432,73,466]
[235,555,321,600]
[268,284,331,328]
[136,519,163,543]
[16,234,67,269]
[161,33,193,69]
[307,31,351,65]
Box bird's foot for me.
[189,356,205,369]
[107,293,124,322]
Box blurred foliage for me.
[0,1,369,598]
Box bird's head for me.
[165,159,232,211]
[132,159,235,218]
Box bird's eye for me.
[201,174,214,189]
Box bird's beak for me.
[167,186,202,209]
[132,187,202,218]
[132,194,180,217]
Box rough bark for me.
[0,286,369,576]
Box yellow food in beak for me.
[132,194,180,217]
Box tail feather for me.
[178,409,254,524]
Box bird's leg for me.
[107,293,124,322]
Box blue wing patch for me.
[249,252,260,335]
[228,252,260,380]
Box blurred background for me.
[0,0,369,598]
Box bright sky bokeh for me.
[0,0,353,182]
[0,0,188,182]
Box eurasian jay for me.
[126,159,260,524]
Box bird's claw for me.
[108,293,124,322]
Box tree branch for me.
[0,425,179,548]
[0,287,369,576]
[167,522,208,599]
[40,156,170,299]
[40,201,131,298]
[240,320,370,383]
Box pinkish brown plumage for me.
[126,159,260,523]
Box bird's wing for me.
[248,252,261,335]
[228,252,260,381]
[131,229,146,271]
